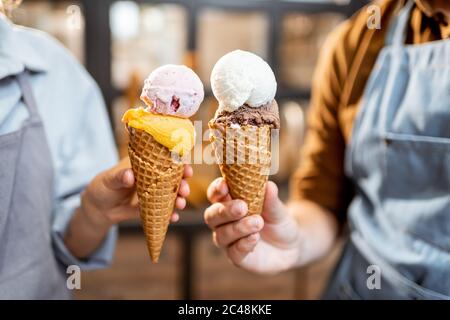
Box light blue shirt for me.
[0,15,118,270]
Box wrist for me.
[287,200,338,267]
[79,190,113,233]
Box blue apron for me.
[324,0,450,299]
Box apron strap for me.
[386,0,416,46]
[16,71,40,120]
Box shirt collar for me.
[0,13,48,79]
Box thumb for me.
[261,181,286,224]
[102,167,135,191]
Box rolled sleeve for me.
[52,193,118,270]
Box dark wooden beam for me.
[80,0,115,127]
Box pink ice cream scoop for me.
[140,64,204,118]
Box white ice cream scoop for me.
[210,50,277,112]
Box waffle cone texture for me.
[209,122,272,215]
[127,127,184,263]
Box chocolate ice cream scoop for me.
[212,100,280,129]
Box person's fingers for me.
[261,181,287,224]
[103,167,135,191]
[175,197,186,210]
[204,200,248,229]
[213,215,263,248]
[183,165,193,179]
[227,233,260,266]
[170,212,180,223]
[121,169,134,187]
[178,179,190,198]
[206,178,231,203]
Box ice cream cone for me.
[128,126,184,263]
[209,122,272,215]
[122,64,204,264]
[208,50,280,216]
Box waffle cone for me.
[209,122,272,215]
[127,127,184,263]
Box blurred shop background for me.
[11,0,369,299]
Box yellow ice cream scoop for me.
[122,107,194,156]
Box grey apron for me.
[0,71,71,299]
[324,0,450,300]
